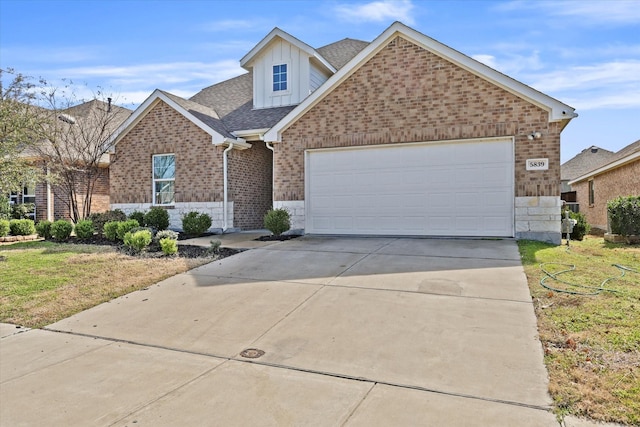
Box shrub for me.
[116,219,140,241]
[11,203,35,219]
[128,211,146,226]
[103,221,120,241]
[89,210,127,236]
[209,239,221,254]
[159,237,178,256]
[182,211,212,237]
[264,208,290,236]
[608,196,640,236]
[51,220,73,241]
[155,229,179,242]
[35,220,53,239]
[144,207,169,231]
[562,209,590,241]
[0,219,10,237]
[9,219,36,236]
[123,229,152,253]
[0,195,11,220]
[74,220,95,239]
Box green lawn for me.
[518,237,640,425]
[0,241,211,328]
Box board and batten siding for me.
[253,39,312,108]
[310,62,331,93]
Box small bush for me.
[264,208,290,236]
[0,195,10,221]
[51,220,73,241]
[75,220,95,239]
[11,203,35,220]
[103,221,120,241]
[0,219,10,237]
[209,239,221,254]
[182,211,212,237]
[89,210,127,236]
[35,220,53,239]
[123,229,152,253]
[159,237,178,255]
[155,229,179,242]
[608,196,640,236]
[128,211,146,226]
[562,210,590,241]
[117,219,140,241]
[144,207,169,231]
[9,219,36,236]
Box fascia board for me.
[568,151,640,185]
[240,27,336,73]
[265,21,576,142]
[107,89,228,149]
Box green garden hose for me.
[540,263,638,296]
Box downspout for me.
[265,142,275,207]
[222,143,234,231]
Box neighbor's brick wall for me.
[50,167,110,221]
[229,142,273,229]
[573,160,639,229]
[111,100,225,205]
[275,36,561,201]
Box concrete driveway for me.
[1,236,563,426]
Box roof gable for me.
[240,27,336,74]
[107,90,250,149]
[265,22,577,142]
[569,140,640,184]
[561,146,616,181]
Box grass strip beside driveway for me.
[0,241,212,328]
[518,237,640,425]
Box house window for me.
[153,154,175,205]
[273,64,288,92]
[588,180,595,206]
[22,182,36,220]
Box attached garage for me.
[305,137,514,237]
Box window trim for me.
[271,62,290,94]
[588,179,595,206]
[152,153,176,206]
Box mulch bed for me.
[57,236,242,259]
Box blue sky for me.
[1,0,638,161]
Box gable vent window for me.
[273,64,288,92]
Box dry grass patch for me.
[0,241,214,328]
[518,236,639,425]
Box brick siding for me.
[111,100,271,229]
[573,160,640,229]
[274,36,561,201]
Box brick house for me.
[569,140,640,231]
[109,22,577,243]
[11,100,130,222]
[560,146,616,210]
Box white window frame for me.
[271,62,290,94]
[152,154,175,206]
[22,182,36,220]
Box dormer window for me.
[273,64,288,92]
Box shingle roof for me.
[317,38,370,70]
[561,146,616,181]
[190,73,252,118]
[160,90,234,138]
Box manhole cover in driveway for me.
[240,348,265,359]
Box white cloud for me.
[471,54,497,68]
[335,0,415,25]
[496,0,640,25]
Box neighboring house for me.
[568,140,640,231]
[109,22,577,244]
[560,146,616,210]
[13,99,131,222]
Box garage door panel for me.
[307,139,514,237]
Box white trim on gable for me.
[107,89,251,150]
[240,27,336,74]
[264,21,577,143]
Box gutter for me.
[265,142,275,205]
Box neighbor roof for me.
[561,146,616,181]
[569,140,640,185]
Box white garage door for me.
[305,138,514,237]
